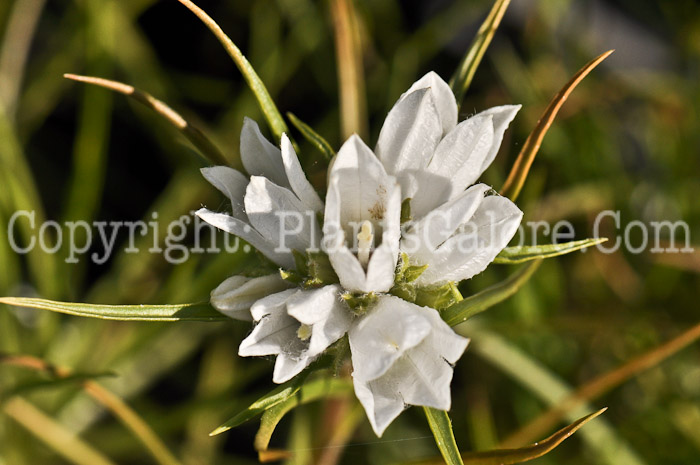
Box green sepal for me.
[342,292,378,316]
[292,250,309,276]
[282,250,340,288]
[390,282,417,303]
[414,283,460,311]
[306,251,339,286]
[240,251,280,278]
[400,197,412,224]
[404,263,429,283]
[280,269,304,285]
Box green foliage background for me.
[0,0,699,463]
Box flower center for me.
[296,323,312,341]
[357,220,374,268]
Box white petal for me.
[324,138,400,293]
[273,353,312,384]
[287,285,352,357]
[280,134,324,212]
[403,71,458,135]
[349,296,432,381]
[325,234,368,293]
[352,375,405,437]
[238,289,298,357]
[426,114,494,198]
[375,88,442,196]
[400,169,453,221]
[474,105,521,174]
[421,305,470,365]
[322,183,367,292]
[330,135,396,231]
[240,117,290,188]
[365,182,402,293]
[415,195,523,285]
[195,208,294,268]
[245,176,321,256]
[200,166,249,221]
[381,345,453,411]
[404,184,490,260]
[350,301,468,437]
[210,274,292,321]
[323,179,392,294]
[249,289,297,321]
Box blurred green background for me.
[0,0,699,464]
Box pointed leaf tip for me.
[456,408,608,464]
[63,73,228,165]
[500,50,613,201]
[176,0,292,146]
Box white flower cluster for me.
[197,72,522,436]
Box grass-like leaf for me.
[469,327,646,464]
[254,377,353,455]
[330,0,368,139]
[0,297,227,322]
[0,372,115,401]
[64,74,228,166]
[210,377,306,436]
[424,407,465,465]
[412,409,606,465]
[4,398,117,465]
[494,238,607,264]
[503,320,700,447]
[461,409,607,464]
[442,260,541,326]
[449,0,511,109]
[177,0,291,145]
[287,112,335,160]
[500,50,614,201]
[2,354,184,465]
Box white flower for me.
[348,295,468,436]
[238,285,352,383]
[196,118,323,269]
[376,72,523,285]
[199,73,526,438]
[209,274,293,321]
[323,135,402,293]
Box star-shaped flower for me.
[375,72,523,286]
[196,118,322,270]
[238,285,352,383]
[348,295,468,436]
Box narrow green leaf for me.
[469,327,647,465]
[177,0,291,145]
[210,377,305,436]
[64,74,228,166]
[4,397,118,465]
[412,409,607,465]
[500,50,614,201]
[424,407,464,465]
[442,260,541,326]
[0,297,227,322]
[461,409,607,464]
[0,372,115,401]
[287,112,335,160]
[330,0,368,140]
[0,103,60,297]
[494,238,607,264]
[449,0,511,108]
[254,377,353,453]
